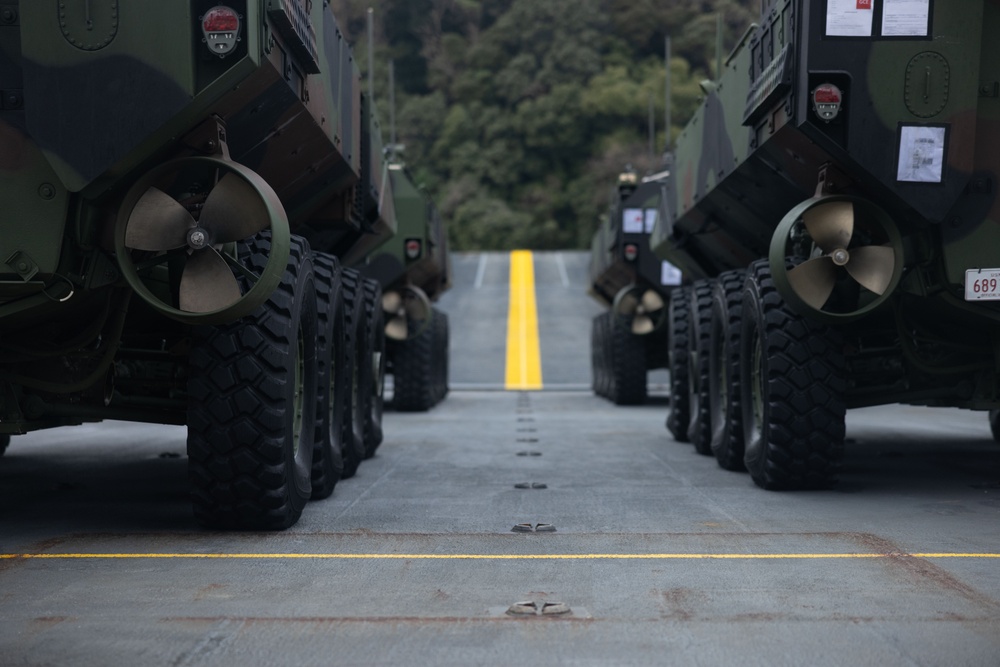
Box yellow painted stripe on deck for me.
[505,250,543,390]
[3,553,999,560]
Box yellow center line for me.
[2,553,999,560]
[505,250,543,390]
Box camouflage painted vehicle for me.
[651,0,1000,488]
[0,1,404,528]
[363,159,452,412]
[588,169,681,405]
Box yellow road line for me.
[3,553,999,560]
[505,250,543,390]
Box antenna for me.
[664,35,672,153]
[389,60,397,155]
[366,8,374,103]
[715,13,724,82]
[648,92,655,159]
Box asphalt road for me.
[1,252,998,666]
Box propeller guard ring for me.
[769,195,904,323]
[114,156,290,325]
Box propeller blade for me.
[803,201,854,253]
[382,291,403,314]
[787,256,838,310]
[199,173,272,244]
[386,315,408,341]
[616,292,640,317]
[632,315,655,335]
[641,289,665,313]
[125,187,195,251]
[846,245,895,295]
[179,248,243,313]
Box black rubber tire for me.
[187,233,317,530]
[390,312,435,411]
[340,268,370,479]
[431,308,450,405]
[0,434,9,457]
[609,315,647,405]
[603,312,616,398]
[666,287,691,441]
[310,253,346,500]
[687,280,714,454]
[740,259,847,490]
[593,312,613,399]
[709,270,747,471]
[590,313,603,396]
[990,410,1000,443]
[362,279,386,458]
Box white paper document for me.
[826,0,874,37]
[661,261,682,287]
[882,0,930,37]
[644,209,658,234]
[623,208,644,234]
[897,125,946,183]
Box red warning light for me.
[203,7,239,32]
[812,83,843,121]
[813,85,842,105]
[202,6,241,57]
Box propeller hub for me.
[187,227,209,250]
[831,248,850,266]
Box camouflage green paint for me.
[648,0,1000,410]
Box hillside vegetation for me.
[332,0,758,250]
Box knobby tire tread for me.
[688,280,714,454]
[187,233,317,530]
[741,259,846,490]
[340,268,369,478]
[667,287,691,441]
[709,269,747,471]
[311,252,346,499]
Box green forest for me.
[331,0,759,250]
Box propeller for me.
[123,173,272,314]
[786,200,897,310]
[382,286,432,341]
[614,286,667,335]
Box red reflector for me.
[813,84,842,104]
[203,7,239,32]
[624,244,639,262]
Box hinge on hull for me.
[182,116,231,160]
[815,163,851,198]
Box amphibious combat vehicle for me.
[588,169,681,406]
[363,160,452,412]
[0,1,429,528]
[651,0,1000,488]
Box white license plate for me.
[965,269,1000,301]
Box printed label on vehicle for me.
[965,269,1000,301]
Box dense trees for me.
[332,0,758,250]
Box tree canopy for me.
[332,0,759,250]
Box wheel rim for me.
[711,314,728,431]
[749,326,764,447]
[294,323,306,460]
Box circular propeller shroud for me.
[382,285,432,341]
[769,195,904,323]
[114,157,290,325]
[612,284,668,335]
